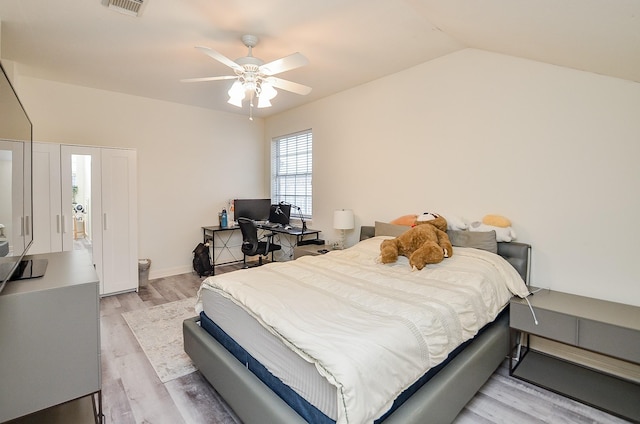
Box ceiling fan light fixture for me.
[257,82,277,108]
[257,96,272,109]
[228,96,243,108]
[228,80,244,97]
[261,81,278,101]
[227,80,245,107]
[243,80,257,93]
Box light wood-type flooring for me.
[57,263,631,423]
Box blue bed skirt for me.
[199,309,505,423]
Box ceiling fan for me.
[182,34,312,117]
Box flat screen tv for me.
[233,198,271,222]
[0,62,43,294]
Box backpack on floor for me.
[192,242,213,277]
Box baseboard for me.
[148,265,194,280]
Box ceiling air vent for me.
[107,0,145,17]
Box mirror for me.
[0,62,33,286]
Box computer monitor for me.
[233,198,271,222]
[268,203,291,226]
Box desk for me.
[261,224,321,245]
[202,224,321,274]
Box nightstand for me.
[509,288,640,422]
[293,244,330,259]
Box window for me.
[271,129,312,218]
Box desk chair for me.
[238,217,282,267]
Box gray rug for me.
[122,297,198,383]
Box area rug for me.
[122,297,198,383]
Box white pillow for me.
[469,221,516,242]
[444,214,468,231]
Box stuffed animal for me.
[482,214,511,228]
[469,214,517,242]
[443,214,468,231]
[389,214,418,226]
[389,212,468,230]
[380,213,453,270]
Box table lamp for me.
[333,209,354,249]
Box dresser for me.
[0,251,102,423]
[510,288,640,421]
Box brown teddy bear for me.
[380,213,454,270]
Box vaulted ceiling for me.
[1,0,638,118]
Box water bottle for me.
[221,208,228,228]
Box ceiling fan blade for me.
[260,52,309,76]
[269,77,312,95]
[180,75,237,83]
[195,46,242,71]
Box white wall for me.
[265,48,640,306]
[16,76,265,279]
[8,48,639,305]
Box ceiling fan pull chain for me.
[249,90,255,121]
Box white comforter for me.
[196,236,530,424]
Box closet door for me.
[60,145,103,286]
[30,142,62,254]
[0,140,26,254]
[100,148,138,294]
[58,145,137,296]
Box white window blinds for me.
[271,129,312,218]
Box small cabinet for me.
[0,251,102,422]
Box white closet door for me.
[58,145,137,296]
[30,142,62,254]
[0,140,25,254]
[61,145,103,287]
[101,148,137,294]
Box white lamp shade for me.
[257,81,277,108]
[261,81,278,100]
[257,96,272,108]
[334,209,354,230]
[228,95,243,107]
[227,80,245,107]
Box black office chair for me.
[238,217,282,267]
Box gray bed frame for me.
[184,226,531,424]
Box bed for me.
[184,225,531,424]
